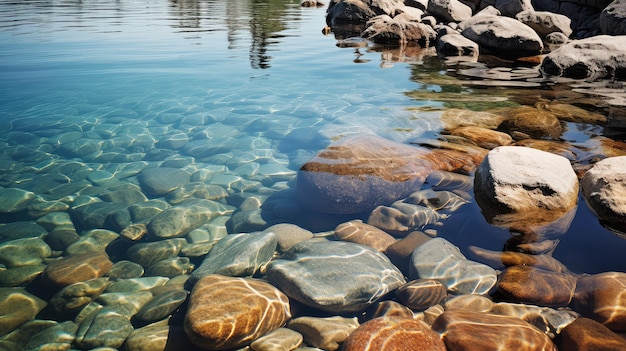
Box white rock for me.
[582,156,626,233]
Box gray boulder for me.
[428,0,473,22]
[436,33,479,60]
[540,35,626,80]
[601,0,626,35]
[582,156,626,233]
[515,10,572,38]
[460,15,543,57]
[361,13,437,45]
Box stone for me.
[107,260,144,279]
[74,306,135,349]
[128,199,170,222]
[49,278,110,315]
[99,183,148,205]
[513,139,577,161]
[432,310,557,351]
[385,230,433,275]
[125,323,196,351]
[367,202,443,235]
[448,126,512,149]
[534,102,607,124]
[105,276,169,293]
[266,240,405,313]
[489,302,579,337]
[558,317,626,351]
[600,0,626,35]
[249,327,303,351]
[473,146,579,227]
[0,320,59,351]
[496,107,562,140]
[410,238,497,295]
[138,167,190,196]
[582,156,626,232]
[325,0,394,26]
[370,300,415,319]
[147,202,225,239]
[295,134,435,214]
[342,317,446,351]
[71,201,127,230]
[42,252,113,287]
[188,232,277,286]
[184,274,291,350]
[126,238,187,268]
[0,237,50,267]
[0,287,47,335]
[0,188,35,212]
[334,220,397,252]
[64,229,119,255]
[395,279,448,310]
[436,34,479,61]
[166,183,228,204]
[22,320,77,351]
[515,10,572,38]
[287,316,359,351]
[496,265,577,307]
[540,35,626,81]
[440,108,505,130]
[495,0,532,17]
[468,246,569,272]
[460,15,543,57]
[443,294,494,312]
[135,289,188,323]
[263,223,314,253]
[0,264,46,287]
[0,221,47,243]
[97,291,153,316]
[572,272,626,332]
[428,0,473,22]
[145,257,194,277]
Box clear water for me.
[1,0,626,341]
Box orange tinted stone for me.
[558,317,626,351]
[343,317,446,351]
[572,272,626,332]
[42,252,112,287]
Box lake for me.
[1,0,626,349]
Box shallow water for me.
[1,0,626,347]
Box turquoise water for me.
[2,0,626,321]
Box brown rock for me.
[534,102,607,124]
[334,220,397,252]
[287,316,359,351]
[184,274,291,350]
[369,300,415,319]
[468,246,569,273]
[42,252,113,287]
[572,272,626,332]
[343,317,446,351]
[441,108,506,130]
[448,126,513,149]
[384,230,432,275]
[395,279,447,310]
[496,106,562,139]
[432,310,557,351]
[496,265,577,307]
[558,317,626,351]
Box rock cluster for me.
[324,0,626,80]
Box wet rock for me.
[325,0,396,26]
[99,183,148,206]
[515,10,572,38]
[0,188,35,213]
[343,317,445,351]
[107,260,144,279]
[49,278,110,315]
[0,287,47,335]
[385,230,433,274]
[497,106,562,139]
[572,272,626,332]
[489,302,579,337]
[250,327,303,351]
[128,199,170,222]
[474,146,579,227]
[436,34,479,61]
[125,323,196,351]
[74,306,135,349]
[188,232,277,286]
[540,35,626,81]
[71,201,127,230]
[410,238,497,295]
[0,264,46,287]
[97,291,153,316]
[334,220,397,252]
[0,237,50,267]
[126,238,187,268]
[105,276,169,293]
[42,252,113,287]
[147,202,223,239]
[468,246,569,272]
[367,202,443,235]
[448,126,513,149]
[460,15,543,57]
[370,300,415,319]
[440,108,506,130]
[444,294,494,312]
[0,221,47,243]
[295,134,435,214]
[263,223,314,253]
[138,167,190,196]
[0,320,59,351]
[432,309,557,351]
[558,317,626,351]
[165,183,228,204]
[513,139,577,161]
[134,289,188,323]
[22,320,77,351]
[287,316,359,351]
[429,0,472,22]
[184,274,291,350]
[496,265,577,307]
[582,156,626,232]
[266,240,405,313]
[600,0,626,35]
[534,101,606,124]
[395,279,447,310]
[361,14,436,46]
[64,228,119,255]
[145,257,194,277]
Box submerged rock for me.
[287,316,359,351]
[266,239,405,313]
[343,317,446,351]
[572,271,626,332]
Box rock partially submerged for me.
[581,156,626,233]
